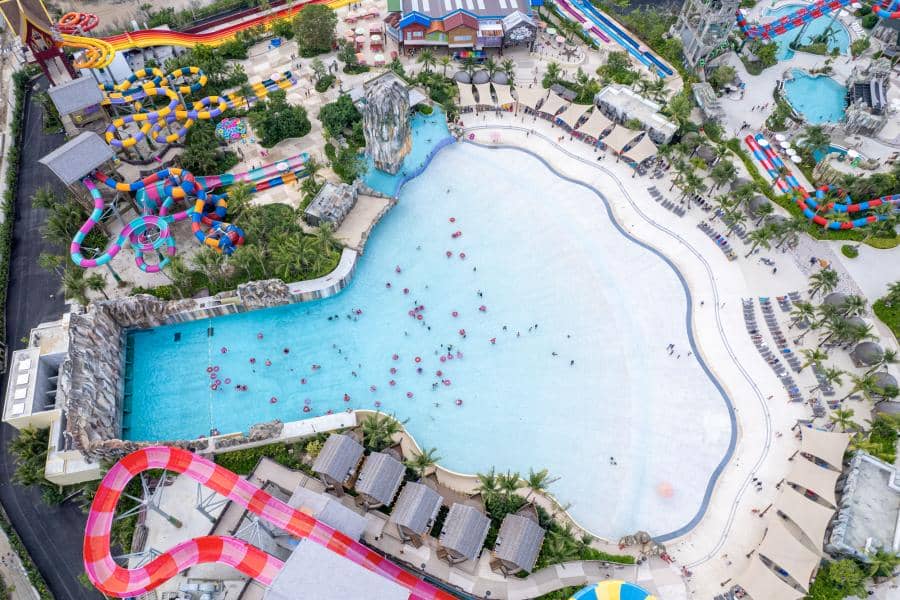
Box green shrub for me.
[840,244,859,258]
[806,559,866,600]
[417,104,434,115]
[850,37,870,57]
[861,13,879,28]
[874,297,900,339]
[214,442,307,474]
[315,74,336,93]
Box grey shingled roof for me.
[851,341,884,366]
[389,482,442,535]
[47,77,104,116]
[494,513,545,573]
[354,451,405,506]
[439,503,490,561]
[287,485,368,540]
[38,132,115,186]
[312,434,364,484]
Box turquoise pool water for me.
[125,144,731,537]
[363,107,453,197]
[784,69,847,123]
[764,3,850,59]
[813,144,847,162]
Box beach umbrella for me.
[454,70,471,83]
[846,149,859,158]
[774,133,786,142]
[758,138,769,146]
[555,35,566,44]
[472,70,490,84]
[355,27,365,35]
[371,34,382,42]
[547,27,557,35]
[779,140,791,149]
[492,72,508,84]
[374,53,385,63]
[790,155,802,163]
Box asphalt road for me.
[0,79,102,600]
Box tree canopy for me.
[248,90,312,147]
[318,94,363,140]
[293,5,337,56]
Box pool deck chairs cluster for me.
[742,297,803,401]
[697,221,737,261]
[646,186,685,217]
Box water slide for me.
[570,581,657,599]
[60,0,353,70]
[744,134,900,230]
[560,0,673,78]
[84,447,454,599]
[736,0,899,40]
[554,0,612,44]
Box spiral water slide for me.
[744,134,900,230]
[61,0,354,70]
[85,447,454,599]
[736,0,899,40]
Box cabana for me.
[798,428,851,471]
[474,82,495,108]
[389,482,443,548]
[576,110,614,143]
[536,92,567,119]
[601,125,642,156]
[556,102,591,130]
[774,486,835,549]
[623,134,658,165]
[437,503,490,565]
[354,451,405,510]
[490,504,545,575]
[757,518,821,591]
[311,433,364,496]
[457,82,478,111]
[735,557,804,600]
[784,456,840,507]
[515,86,547,113]
[492,84,515,109]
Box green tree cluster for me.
[178,119,239,175]
[806,559,866,600]
[293,4,337,56]
[596,51,639,85]
[248,90,312,147]
[165,44,248,95]
[318,93,364,144]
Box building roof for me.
[355,451,405,506]
[439,503,490,560]
[851,341,884,366]
[595,84,676,138]
[494,512,545,573]
[800,428,851,471]
[874,400,900,416]
[730,177,753,191]
[786,456,840,507]
[775,485,835,548]
[287,485,369,540]
[735,556,805,600]
[623,134,658,164]
[47,77,104,116]
[748,194,771,214]
[454,70,471,83]
[38,131,116,186]
[400,0,532,19]
[602,125,642,154]
[444,10,478,29]
[576,110,614,139]
[472,69,490,84]
[758,517,821,591]
[390,481,443,535]
[312,434,364,483]
[265,540,409,600]
[502,9,535,30]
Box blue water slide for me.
[571,0,673,77]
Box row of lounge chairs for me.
[759,297,803,373]
[646,186,686,217]
[698,221,737,261]
[689,194,714,213]
[743,298,802,401]
[713,208,750,242]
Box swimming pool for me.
[764,3,850,59]
[784,69,847,123]
[363,107,453,197]
[125,144,732,538]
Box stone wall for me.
[363,73,412,175]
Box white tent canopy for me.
[457,82,478,108]
[800,428,850,471]
[538,92,567,117]
[735,556,804,600]
[602,125,642,154]
[775,486,835,548]
[576,110,613,139]
[492,84,515,107]
[624,134,658,164]
[474,83,495,107]
[758,518,821,591]
[514,86,547,111]
[556,102,591,128]
[785,456,840,507]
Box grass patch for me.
[840,244,859,258]
[874,298,900,340]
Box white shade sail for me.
[775,486,835,549]
[735,556,804,600]
[799,428,850,471]
[757,518,821,591]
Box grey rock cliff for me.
[363,75,412,175]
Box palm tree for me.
[840,372,881,402]
[840,294,867,318]
[501,59,516,86]
[270,232,312,280]
[808,268,840,298]
[359,411,402,452]
[31,185,58,210]
[404,447,441,480]
[538,533,581,567]
[165,255,195,298]
[313,222,340,254]
[192,250,228,289]
[60,268,90,305]
[709,160,736,189]
[497,470,522,498]
[438,55,452,78]
[810,366,844,392]
[829,407,855,432]
[773,216,805,250]
[462,56,477,79]
[744,226,774,258]
[225,181,254,225]
[866,549,900,581]
[525,467,560,500]
[800,348,829,371]
[8,427,50,488]
[885,281,900,307]
[85,272,109,300]
[724,208,747,237]
[754,202,774,226]
[789,301,815,329]
[841,322,875,349]
[867,349,898,375]
[476,467,500,501]
[669,159,691,192]
[818,316,850,348]
[483,57,498,79]
[417,49,436,73]
[680,171,707,207]
[799,125,830,157]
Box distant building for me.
[437,503,490,565]
[389,482,443,548]
[304,182,359,228]
[490,504,545,575]
[672,0,739,69]
[594,85,677,144]
[311,433,364,495]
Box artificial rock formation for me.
[363,73,411,175]
[236,279,293,309]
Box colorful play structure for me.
[570,581,657,599]
[84,447,454,599]
[58,0,354,71]
[745,134,900,230]
[736,0,899,40]
[101,67,295,150]
[71,154,309,272]
[215,117,248,141]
